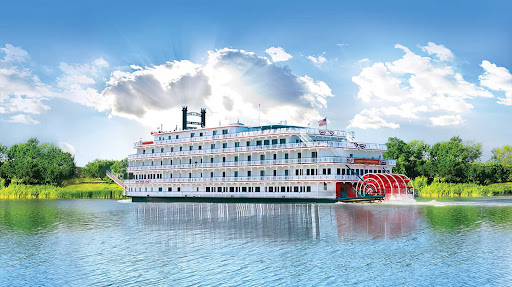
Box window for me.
[168,136,171,140]
[324,183,327,190]
[191,133,195,137]
[248,171,252,176]
[222,129,228,135]
[235,142,239,147]
[161,148,164,153]
[255,187,260,192]
[312,151,317,158]
[342,169,346,175]
[210,172,214,177]
[328,168,331,175]
[171,147,174,152]
[260,154,265,160]
[230,187,235,192]
[256,140,262,146]
[307,186,311,192]
[285,153,288,159]
[234,156,238,162]
[189,173,192,178]
[168,187,172,191]
[222,143,227,148]
[298,152,302,159]
[189,159,192,164]
[176,135,179,139]
[281,187,286,192]
[323,168,327,175]
[271,139,278,144]
[152,149,155,154]
[242,187,247,192]
[211,144,215,149]
[248,155,251,161]
[264,140,270,145]
[198,146,202,150]
[307,169,310,175]
[296,170,299,176]
[285,170,289,176]
[234,171,238,177]
[294,186,299,192]
[213,131,217,135]
[210,158,214,163]
[189,146,193,151]
[280,138,286,144]
[180,147,183,151]
[158,187,162,192]
[337,168,341,175]
[350,154,353,158]
[206,187,210,192]
[178,187,181,192]
[273,154,277,160]
[143,150,145,154]
[218,187,222,192]
[260,170,265,176]
[200,132,203,137]
[223,172,226,177]
[269,187,273,192]
[222,157,226,162]
[273,170,277,176]
[246,141,251,146]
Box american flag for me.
[318,118,327,126]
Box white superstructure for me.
[125,123,396,202]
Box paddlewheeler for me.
[116,106,414,203]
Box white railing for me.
[126,156,397,172]
[135,127,350,147]
[127,157,340,171]
[128,141,387,159]
[125,175,360,184]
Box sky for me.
[0,0,511,166]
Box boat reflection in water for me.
[133,202,421,241]
[133,203,321,241]
[333,204,421,239]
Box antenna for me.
[258,104,261,127]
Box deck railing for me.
[125,175,360,184]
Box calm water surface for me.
[1,198,512,286]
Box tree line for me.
[0,138,128,187]
[384,136,512,185]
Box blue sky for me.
[1,0,511,166]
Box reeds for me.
[0,181,124,199]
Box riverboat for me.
[113,107,414,202]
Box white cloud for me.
[421,42,454,62]
[479,60,512,106]
[307,55,327,64]
[358,58,370,63]
[429,114,464,126]
[265,47,292,62]
[103,48,334,128]
[58,141,76,155]
[0,44,30,62]
[336,43,348,47]
[7,114,39,125]
[348,109,399,129]
[55,57,111,111]
[349,43,494,129]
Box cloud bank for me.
[348,43,502,129]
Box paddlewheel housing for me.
[354,173,415,200]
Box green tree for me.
[423,137,482,183]
[0,138,76,186]
[490,145,512,166]
[384,137,429,178]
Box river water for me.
[1,198,511,286]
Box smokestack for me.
[182,106,187,130]
[201,108,206,128]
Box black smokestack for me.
[182,106,187,130]
[201,108,206,128]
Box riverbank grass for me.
[0,178,124,199]
[416,181,512,197]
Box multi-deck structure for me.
[124,108,398,202]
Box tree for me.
[384,137,429,178]
[490,145,512,166]
[0,138,76,186]
[424,137,482,183]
